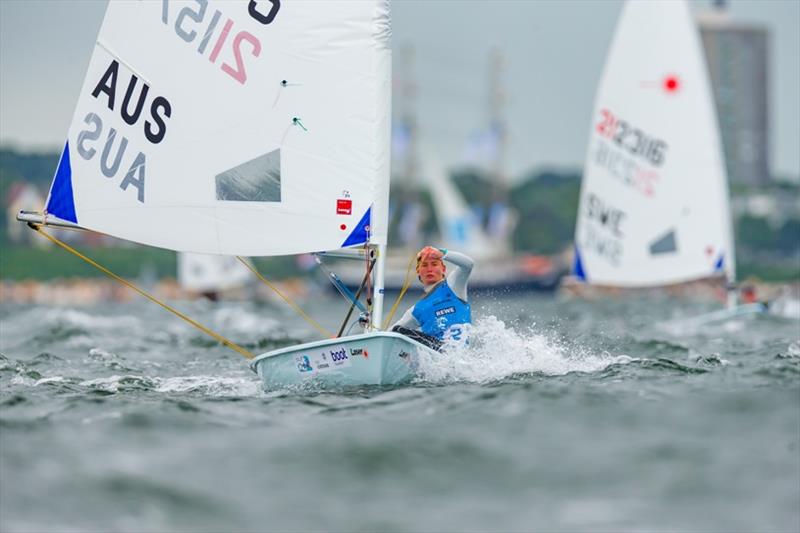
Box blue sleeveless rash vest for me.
[411,281,471,341]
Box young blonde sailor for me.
[391,246,474,350]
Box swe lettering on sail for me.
[76,59,173,203]
[580,193,627,266]
[585,193,626,237]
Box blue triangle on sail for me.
[714,253,724,272]
[45,142,78,223]
[572,245,587,281]
[341,207,371,247]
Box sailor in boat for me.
[391,246,474,350]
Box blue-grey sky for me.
[1,0,798,180]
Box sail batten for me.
[47,0,391,256]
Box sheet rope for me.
[29,224,256,360]
[235,257,333,338]
[382,253,417,330]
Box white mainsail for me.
[44,0,391,257]
[573,0,734,288]
[422,154,497,260]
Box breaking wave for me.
[414,315,634,384]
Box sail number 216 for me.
[159,0,280,85]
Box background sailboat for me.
[331,152,566,294]
[420,154,564,292]
[329,44,565,295]
[177,252,253,301]
[564,0,736,302]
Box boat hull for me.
[559,274,729,301]
[249,332,434,390]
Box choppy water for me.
[1,293,798,532]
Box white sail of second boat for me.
[423,154,496,260]
[572,0,734,288]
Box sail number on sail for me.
[591,109,667,198]
[595,109,668,166]
[159,0,281,85]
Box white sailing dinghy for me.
[569,0,739,305]
[177,252,253,299]
[19,0,435,389]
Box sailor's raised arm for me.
[443,250,473,301]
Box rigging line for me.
[364,243,372,312]
[337,258,375,337]
[315,255,364,310]
[235,256,333,339]
[29,225,255,360]
[382,253,417,330]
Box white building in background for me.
[697,2,771,187]
[731,191,800,228]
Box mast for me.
[486,47,513,254]
[399,45,418,191]
[394,45,424,250]
[488,47,508,202]
[371,5,392,330]
[371,243,387,329]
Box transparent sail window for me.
[216,149,281,202]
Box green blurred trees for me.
[1,148,797,281]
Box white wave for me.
[9,370,262,398]
[79,375,156,392]
[76,373,262,397]
[37,308,140,330]
[414,315,632,384]
[33,376,69,385]
[81,411,122,425]
[787,341,800,359]
[154,375,262,397]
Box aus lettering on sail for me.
[74,0,282,205]
[75,59,171,204]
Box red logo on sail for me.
[663,75,680,93]
[336,199,352,215]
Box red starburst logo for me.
[663,75,680,93]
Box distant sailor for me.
[391,246,473,350]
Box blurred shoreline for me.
[0,277,314,306]
[1,276,796,307]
